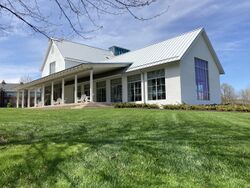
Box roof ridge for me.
[52,38,112,53]
[112,27,204,59]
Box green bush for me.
[114,103,159,109]
[6,102,12,108]
[114,103,250,112]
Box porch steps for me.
[71,102,113,109]
[30,102,113,110]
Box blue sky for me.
[0,0,249,91]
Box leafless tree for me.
[221,83,237,104]
[240,87,250,105]
[0,0,167,39]
[20,75,33,84]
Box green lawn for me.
[0,108,250,187]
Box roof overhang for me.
[16,61,132,90]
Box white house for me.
[16,28,224,108]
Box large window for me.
[84,84,90,96]
[195,58,210,100]
[49,62,56,74]
[96,81,106,102]
[111,78,122,102]
[128,74,141,102]
[147,69,166,100]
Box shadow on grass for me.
[1,112,250,187]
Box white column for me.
[90,70,93,102]
[144,72,148,103]
[21,90,25,108]
[122,75,128,102]
[141,72,145,103]
[51,81,54,105]
[106,79,111,103]
[42,85,45,107]
[62,78,65,104]
[74,75,78,103]
[27,89,30,108]
[34,89,37,107]
[16,91,19,108]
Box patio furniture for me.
[77,94,90,103]
[53,98,62,105]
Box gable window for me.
[195,58,210,100]
[128,74,141,102]
[147,69,166,100]
[49,62,56,74]
[96,81,106,102]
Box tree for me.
[221,83,237,104]
[0,0,166,39]
[20,75,33,84]
[240,87,250,105]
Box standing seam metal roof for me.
[102,28,204,71]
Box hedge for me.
[114,103,250,112]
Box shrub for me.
[114,102,159,109]
[6,102,12,108]
[114,103,250,112]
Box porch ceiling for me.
[16,62,131,90]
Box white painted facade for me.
[17,28,224,108]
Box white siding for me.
[180,34,221,104]
[42,42,65,77]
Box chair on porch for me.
[53,98,62,105]
[77,94,90,103]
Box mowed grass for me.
[0,108,250,187]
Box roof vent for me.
[109,46,130,56]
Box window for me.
[49,62,56,74]
[84,84,90,96]
[77,85,81,98]
[111,78,122,102]
[147,69,166,100]
[128,74,141,102]
[96,81,106,102]
[195,58,210,100]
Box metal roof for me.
[102,28,203,71]
[0,83,20,91]
[54,39,114,62]
[102,28,224,74]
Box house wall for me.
[180,34,221,104]
[42,42,65,77]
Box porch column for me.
[27,89,30,108]
[62,78,65,104]
[141,72,146,103]
[74,75,78,103]
[21,90,25,108]
[34,89,37,107]
[122,75,128,102]
[16,91,19,108]
[90,69,93,102]
[51,81,54,105]
[42,85,45,107]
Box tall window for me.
[84,84,90,96]
[49,62,56,74]
[195,58,210,100]
[96,81,106,102]
[147,69,166,100]
[111,78,122,102]
[128,74,141,102]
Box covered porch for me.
[16,62,131,108]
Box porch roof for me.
[16,61,131,90]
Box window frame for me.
[194,57,210,101]
[49,61,56,74]
[127,74,142,102]
[96,81,106,102]
[147,69,166,101]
